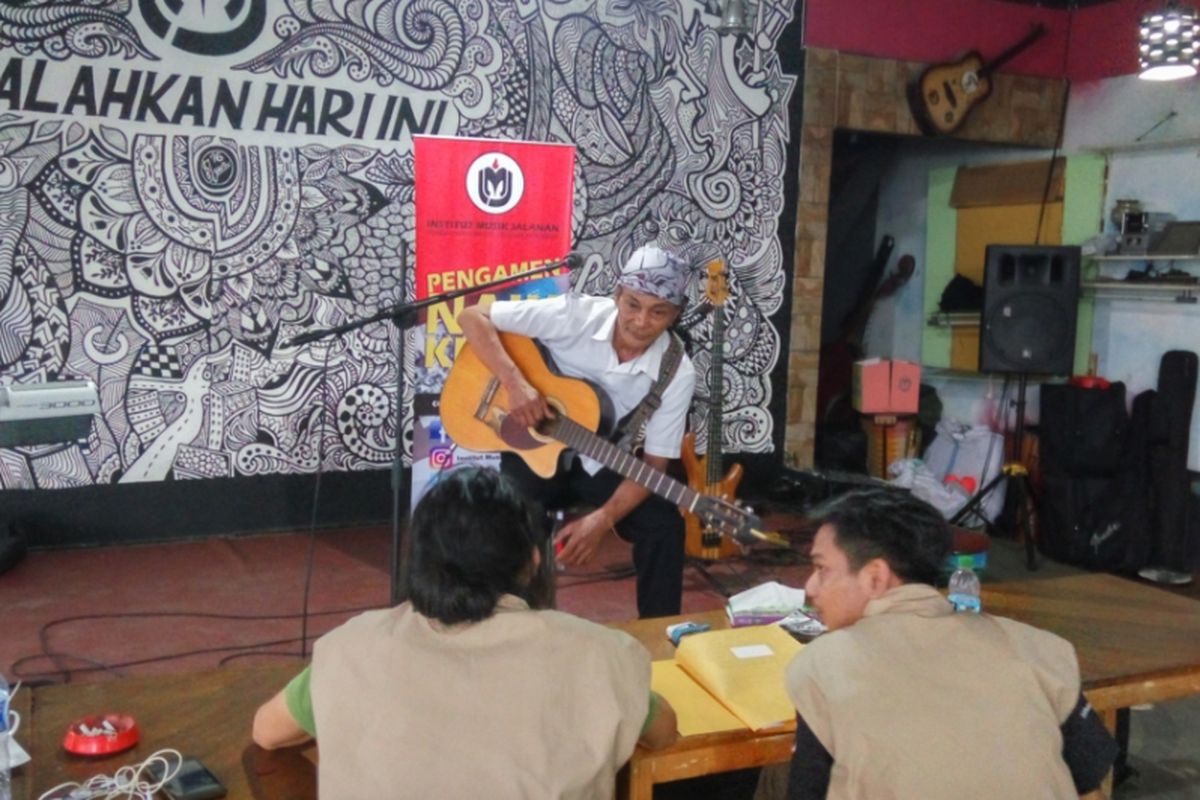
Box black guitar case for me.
[1147,350,1198,572]
[1069,351,1199,574]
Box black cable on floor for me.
[12,605,385,684]
[15,636,310,682]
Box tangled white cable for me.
[37,748,182,800]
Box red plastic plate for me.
[62,713,140,756]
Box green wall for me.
[919,154,1106,372]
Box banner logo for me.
[466,153,524,214]
[196,144,239,195]
[139,0,268,56]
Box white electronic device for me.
[0,380,100,422]
[0,380,100,447]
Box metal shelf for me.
[1092,254,1200,262]
[926,311,980,328]
[1082,279,1199,303]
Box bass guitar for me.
[440,332,784,548]
[682,257,744,561]
[908,24,1046,136]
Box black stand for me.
[687,557,734,598]
[284,254,578,604]
[949,373,1039,571]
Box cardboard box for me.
[852,358,921,414]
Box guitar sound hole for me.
[498,414,543,450]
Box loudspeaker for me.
[979,245,1080,374]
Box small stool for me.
[945,527,990,575]
[860,414,919,478]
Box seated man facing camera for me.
[253,466,677,799]
[785,488,1118,800]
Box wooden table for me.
[615,572,1200,800]
[11,574,1200,799]
[9,663,315,800]
[981,573,1200,723]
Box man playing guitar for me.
[458,244,695,618]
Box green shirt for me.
[283,665,316,736]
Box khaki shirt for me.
[785,584,1081,800]
[310,596,650,799]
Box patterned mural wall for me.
[0,0,799,491]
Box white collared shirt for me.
[488,293,695,471]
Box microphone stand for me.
[284,253,578,605]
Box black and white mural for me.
[0,0,798,490]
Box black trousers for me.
[501,452,684,619]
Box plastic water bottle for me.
[948,558,982,614]
[0,671,11,800]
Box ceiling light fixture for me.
[1139,2,1200,81]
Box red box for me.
[852,359,921,414]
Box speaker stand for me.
[950,373,1039,571]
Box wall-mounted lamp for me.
[717,0,751,36]
[1139,3,1200,81]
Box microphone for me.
[559,251,585,271]
[561,251,589,294]
[284,251,586,348]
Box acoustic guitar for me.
[440,332,785,547]
[681,258,744,561]
[908,24,1045,136]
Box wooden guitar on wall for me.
[908,24,1046,136]
[681,258,744,561]
[440,332,786,548]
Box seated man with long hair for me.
[253,466,677,798]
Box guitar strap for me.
[613,331,686,453]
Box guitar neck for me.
[550,417,703,511]
[979,23,1046,78]
[706,306,725,485]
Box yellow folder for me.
[652,624,803,734]
[651,661,744,737]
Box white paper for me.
[731,644,775,659]
[727,581,806,615]
[3,731,29,769]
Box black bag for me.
[1037,382,1133,568]
[1077,390,1154,572]
[1039,475,1114,567]
[1039,383,1128,478]
[1041,351,1199,573]
[938,273,984,312]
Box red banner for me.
[411,136,575,504]
[414,136,575,301]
